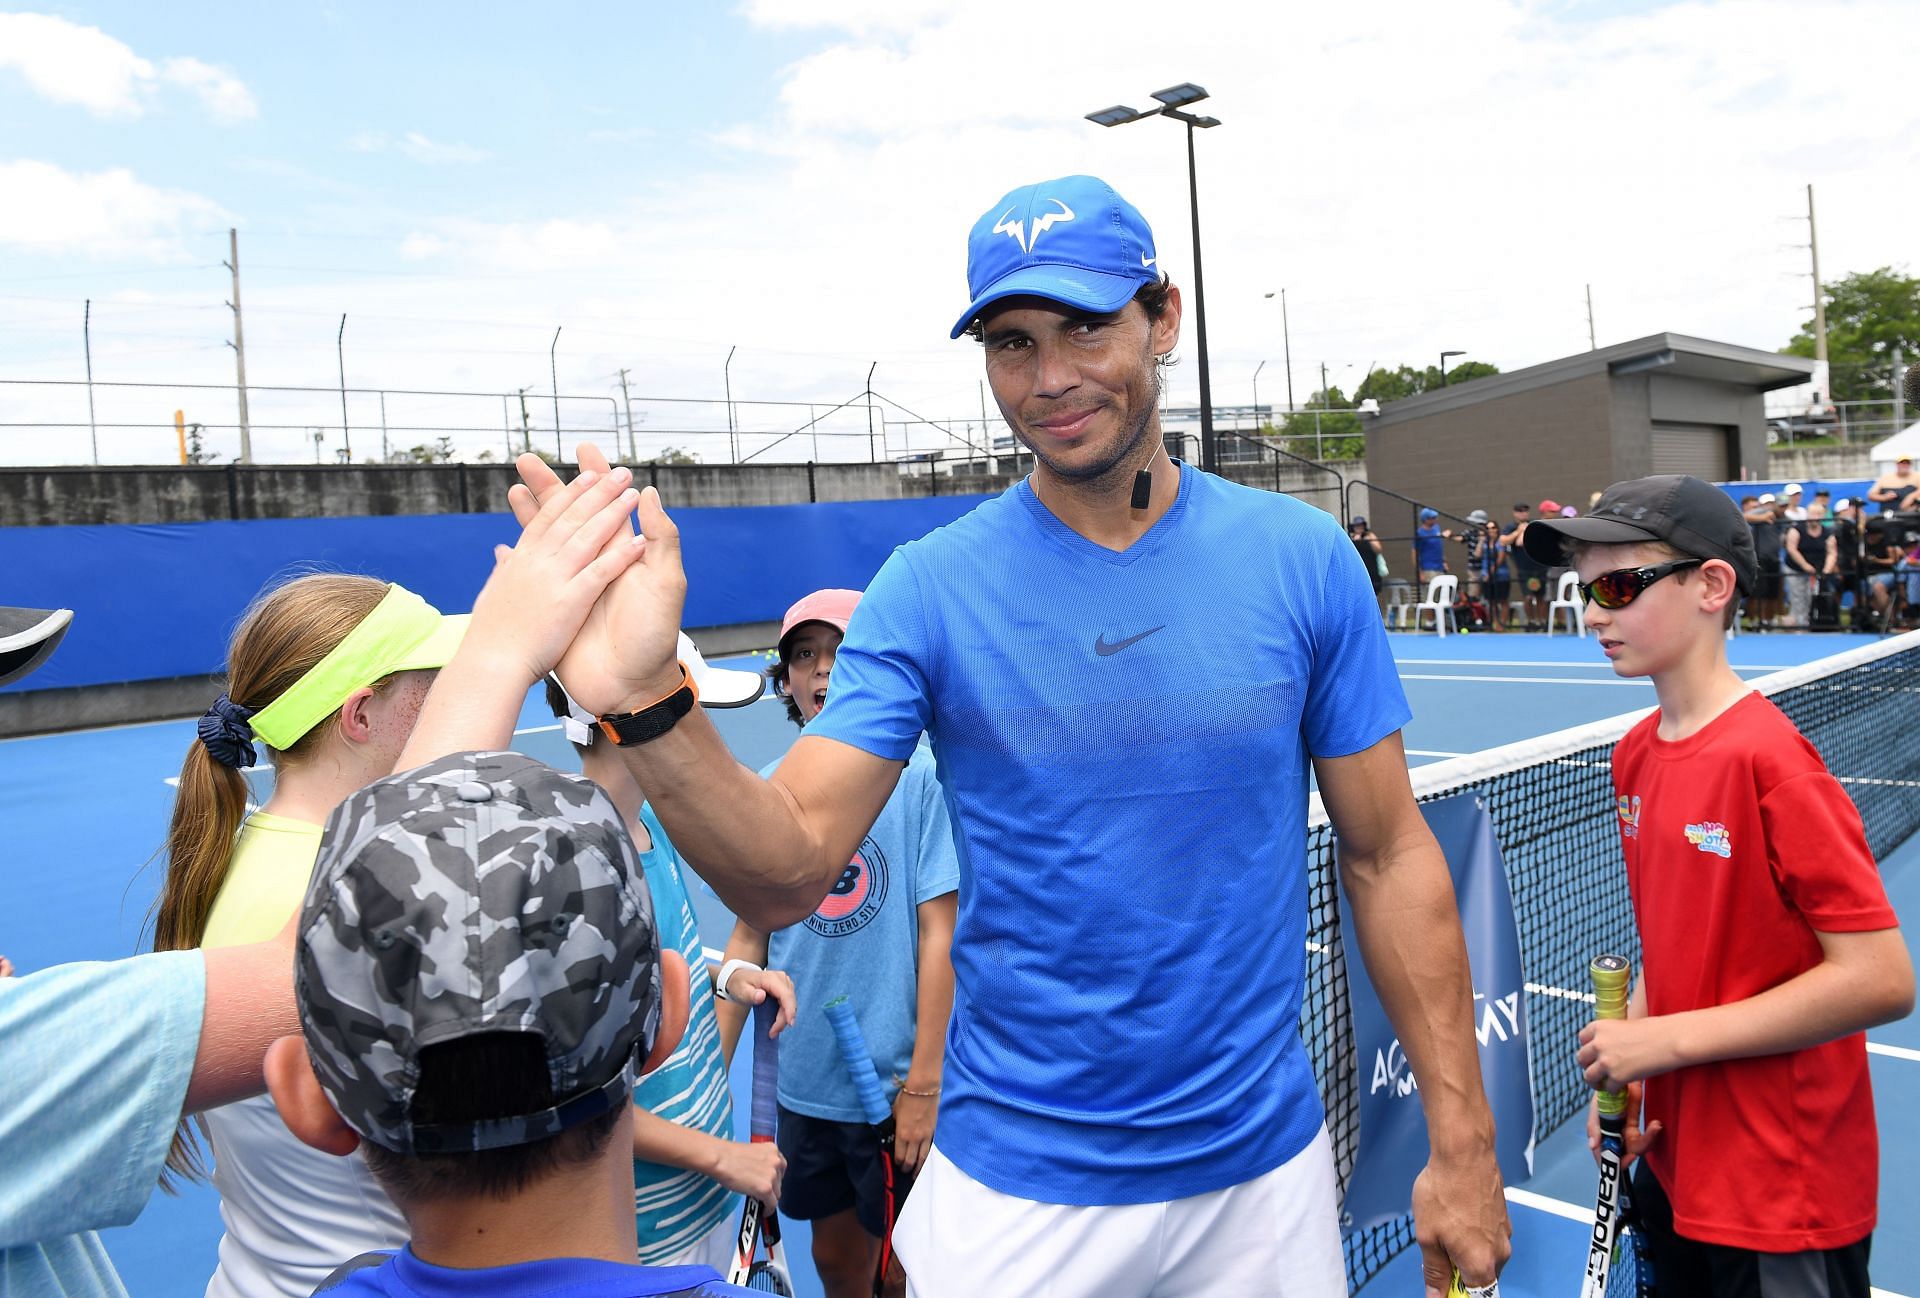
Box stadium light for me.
[1085,82,1222,472]
[1440,349,1467,387]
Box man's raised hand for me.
[509,442,686,716]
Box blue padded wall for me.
[1,495,994,694]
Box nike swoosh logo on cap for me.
[1140,253,1156,267]
[1094,626,1165,656]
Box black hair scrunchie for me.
[197,694,258,770]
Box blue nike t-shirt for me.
[806,463,1410,1205]
[317,1248,756,1296]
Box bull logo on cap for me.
[990,198,1075,254]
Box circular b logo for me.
[805,837,889,937]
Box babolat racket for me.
[727,999,794,1295]
[824,996,910,1298]
[1581,954,1650,1298]
[1446,1269,1499,1296]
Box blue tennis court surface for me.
[2,631,1913,1296]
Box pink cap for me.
[1539,499,1561,514]
[779,588,862,654]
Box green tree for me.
[1354,360,1500,405]
[652,445,700,465]
[1783,267,1920,402]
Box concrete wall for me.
[0,461,1031,527]
[1765,444,1875,484]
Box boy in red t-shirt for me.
[1523,475,1914,1296]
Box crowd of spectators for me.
[1363,458,1920,633]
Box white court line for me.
[1396,658,1793,672]
[1501,1188,1912,1296]
[1869,1041,1920,1063]
[1400,673,1654,687]
[1406,748,1470,758]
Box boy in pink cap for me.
[711,590,958,1298]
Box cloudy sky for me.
[2,1,1916,466]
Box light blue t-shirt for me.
[807,464,1410,1205]
[630,806,737,1265]
[756,744,958,1123]
[0,950,207,1297]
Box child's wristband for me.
[714,958,762,1003]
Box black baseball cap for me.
[0,606,72,688]
[1521,475,1757,594]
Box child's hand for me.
[892,1085,937,1175]
[1577,1015,1679,1090]
[727,966,798,1035]
[467,464,645,684]
[710,1137,786,1205]
[1585,1083,1662,1169]
[509,443,686,716]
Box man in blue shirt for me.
[1414,507,1450,587]
[514,175,1510,1296]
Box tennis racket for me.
[727,998,794,1295]
[1581,954,1651,1298]
[824,996,910,1298]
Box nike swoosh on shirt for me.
[1094,626,1166,656]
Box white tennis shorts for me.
[892,1125,1343,1297]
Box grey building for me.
[1363,334,1816,533]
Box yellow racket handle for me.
[1591,953,1632,1119]
[1448,1268,1499,1297]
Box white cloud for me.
[0,159,229,258]
[349,130,491,164]
[0,12,256,120]
[161,56,258,122]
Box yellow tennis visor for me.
[248,583,468,751]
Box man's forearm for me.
[614,708,827,930]
[1340,829,1495,1150]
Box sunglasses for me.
[1578,558,1703,609]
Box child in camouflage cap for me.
[261,464,764,1297]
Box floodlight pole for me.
[84,298,98,465]
[1086,84,1221,473]
[725,345,738,464]
[1440,349,1466,388]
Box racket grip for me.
[1590,954,1631,1120]
[749,997,779,1140]
[824,996,892,1126]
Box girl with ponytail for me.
[155,573,467,1298]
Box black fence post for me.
[226,461,240,520]
[457,463,470,515]
[806,460,816,504]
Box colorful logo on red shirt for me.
[1684,821,1732,858]
[1616,795,1640,839]
[805,836,890,937]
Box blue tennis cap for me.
[951,174,1160,339]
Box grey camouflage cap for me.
[295,750,662,1155]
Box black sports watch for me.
[596,664,698,747]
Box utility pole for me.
[549,327,563,461]
[378,390,389,462]
[1585,284,1597,350]
[224,228,252,463]
[501,395,514,462]
[1895,344,1906,435]
[336,313,352,461]
[1807,184,1829,373]
[83,299,98,464]
[724,345,737,464]
[517,386,533,455]
[1281,289,1294,412]
[617,368,637,463]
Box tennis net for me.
[1306,631,1920,1293]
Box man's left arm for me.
[1315,733,1511,1297]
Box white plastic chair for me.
[1412,575,1458,636]
[1383,579,1417,629]
[1547,570,1586,637]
